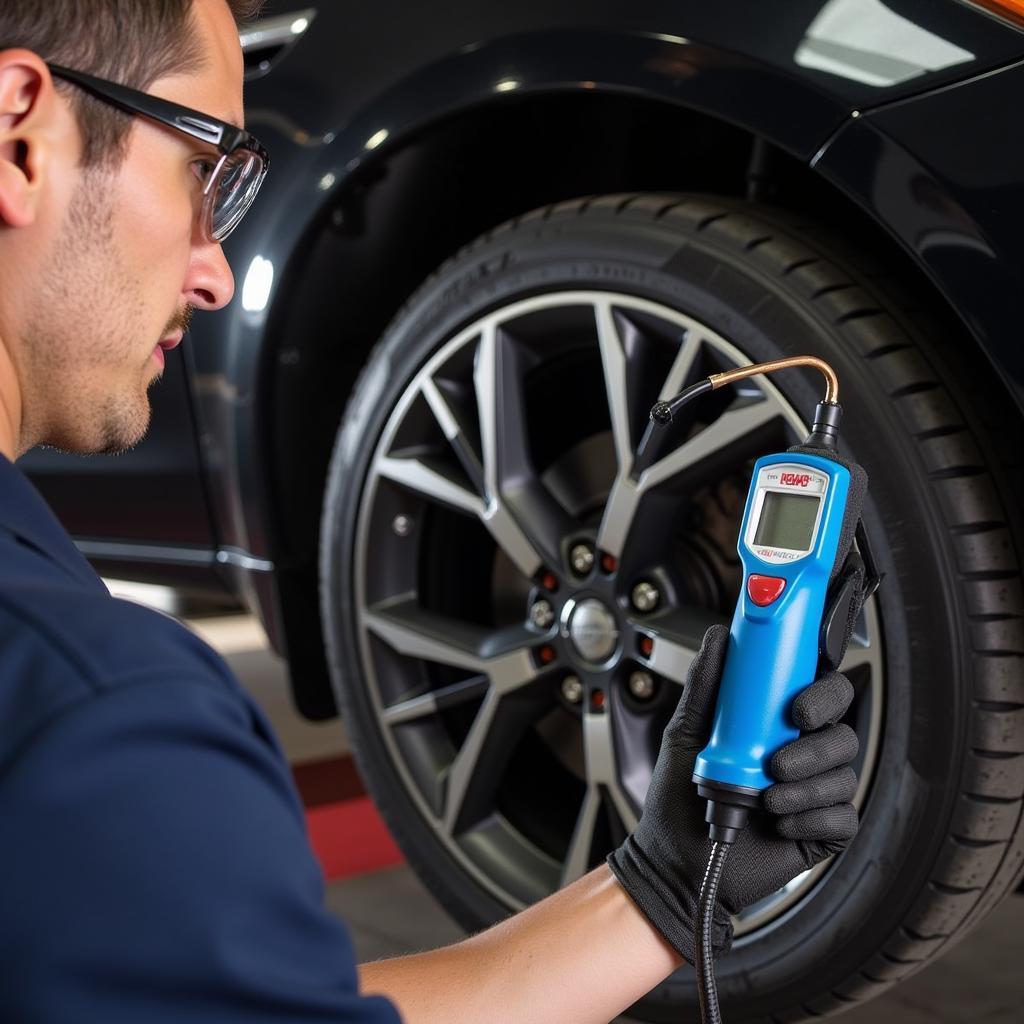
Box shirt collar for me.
[0,453,107,592]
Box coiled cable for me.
[696,841,731,1024]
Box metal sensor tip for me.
[651,402,673,425]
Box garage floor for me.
[124,587,1022,1023]
[327,867,1022,1023]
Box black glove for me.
[607,624,859,965]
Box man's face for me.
[13,0,241,455]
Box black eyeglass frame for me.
[47,62,269,241]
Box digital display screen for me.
[753,491,820,551]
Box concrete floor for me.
[112,584,1023,1023]
[327,866,1022,1023]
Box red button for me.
[747,574,786,606]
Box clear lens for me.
[205,148,267,242]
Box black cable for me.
[635,379,713,478]
[696,840,731,1024]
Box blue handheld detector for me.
[649,357,874,1024]
[692,452,850,796]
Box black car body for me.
[22,1,1024,1019]
[25,0,1024,682]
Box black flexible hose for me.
[636,379,714,477]
[696,840,731,1024]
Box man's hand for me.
[607,624,860,964]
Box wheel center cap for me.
[563,598,619,664]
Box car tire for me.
[320,193,1024,1021]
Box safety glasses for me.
[48,63,269,242]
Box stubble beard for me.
[24,170,161,456]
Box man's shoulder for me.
[0,534,243,773]
[0,547,234,691]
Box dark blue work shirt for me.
[0,455,401,1023]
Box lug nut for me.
[631,580,660,613]
[392,514,413,537]
[628,671,656,701]
[570,543,595,577]
[561,675,583,704]
[530,599,555,630]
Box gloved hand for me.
[607,623,859,965]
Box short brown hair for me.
[0,1,265,166]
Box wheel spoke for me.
[595,299,634,478]
[366,598,547,834]
[473,322,571,577]
[596,475,642,561]
[377,455,484,517]
[364,598,538,693]
[442,688,500,835]
[443,685,547,836]
[583,707,638,828]
[498,480,576,570]
[647,632,700,685]
[382,675,490,726]
[658,328,702,401]
[420,376,486,495]
[560,787,602,887]
[593,296,648,558]
[479,502,546,581]
[561,702,638,887]
[391,365,563,577]
[639,607,726,685]
[475,322,531,488]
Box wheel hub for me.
[561,596,620,665]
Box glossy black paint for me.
[21,0,1024,712]
[250,0,1024,146]
[815,57,1024,408]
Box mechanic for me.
[0,2,861,1021]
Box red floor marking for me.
[295,754,405,881]
[305,795,405,882]
[293,755,366,808]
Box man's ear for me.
[0,50,57,229]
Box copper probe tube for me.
[709,356,840,405]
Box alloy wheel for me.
[351,290,883,935]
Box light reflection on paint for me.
[796,0,972,86]
[241,256,274,313]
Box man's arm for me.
[360,865,681,1024]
